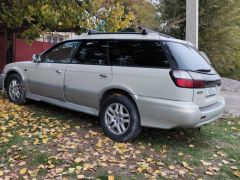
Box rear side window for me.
[109,40,170,68]
[73,40,108,65]
[165,42,216,74]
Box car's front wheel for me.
[99,94,142,141]
[6,74,27,104]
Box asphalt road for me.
[221,91,240,116]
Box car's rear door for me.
[64,40,112,109]
[28,41,79,101]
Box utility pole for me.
[186,0,199,48]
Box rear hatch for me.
[165,41,221,107]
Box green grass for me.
[0,135,25,155]
[29,152,49,166]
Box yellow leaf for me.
[0,170,4,176]
[42,138,48,144]
[20,168,28,175]
[168,165,175,170]
[182,161,193,170]
[34,138,39,145]
[1,126,7,131]
[113,143,128,154]
[108,175,115,180]
[234,171,240,177]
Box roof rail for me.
[138,26,174,38]
[88,27,174,38]
[88,29,148,35]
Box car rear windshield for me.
[165,41,216,74]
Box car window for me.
[165,42,216,74]
[109,40,170,68]
[41,41,79,63]
[73,40,108,65]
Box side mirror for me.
[32,54,41,63]
[200,51,211,64]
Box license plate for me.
[205,87,217,97]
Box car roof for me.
[67,32,193,46]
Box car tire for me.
[6,74,27,104]
[99,94,142,141]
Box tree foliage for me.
[122,0,161,30]
[157,0,240,79]
[0,0,134,39]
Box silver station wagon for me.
[0,29,225,141]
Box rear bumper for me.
[0,73,6,91]
[136,95,225,129]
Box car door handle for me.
[56,70,62,74]
[99,74,108,78]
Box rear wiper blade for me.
[195,69,211,73]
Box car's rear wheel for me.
[6,74,27,104]
[99,94,142,141]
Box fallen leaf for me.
[231,166,238,170]
[182,161,193,170]
[222,160,229,165]
[146,158,153,162]
[42,137,48,144]
[178,152,184,156]
[234,171,240,177]
[205,171,214,176]
[77,175,85,179]
[113,143,128,154]
[18,161,26,166]
[68,168,75,173]
[34,138,40,145]
[200,160,212,166]
[20,168,27,175]
[108,175,115,180]
[74,158,83,163]
[154,170,161,174]
[28,169,39,177]
[0,170,4,176]
[217,151,226,157]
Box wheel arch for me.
[4,70,24,89]
[99,88,139,112]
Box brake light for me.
[170,70,205,89]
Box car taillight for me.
[170,70,205,89]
